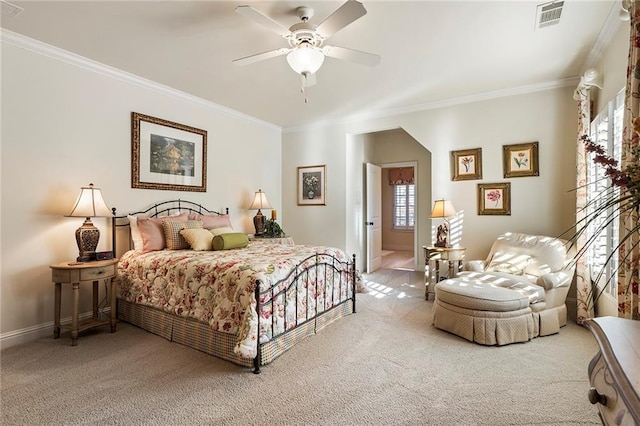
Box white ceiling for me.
[1,1,619,129]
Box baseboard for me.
[0,308,111,350]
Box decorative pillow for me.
[127,215,144,251]
[210,226,234,236]
[212,233,249,251]
[162,220,203,250]
[486,252,532,276]
[189,214,232,230]
[180,228,214,251]
[137,213,190,253]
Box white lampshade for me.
[287,44,325,75]
[430,199,457,219]
[249,189,272,211]
[68,183,112,218]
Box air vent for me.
[0,0,24,17]
[535,1,563,30]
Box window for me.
[586,89,624,297]
[393,184,415,230]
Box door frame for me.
[366,161,419,270]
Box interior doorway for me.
[380,164,416,271]
[357,127,431,274]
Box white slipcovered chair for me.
[432,232,576,345]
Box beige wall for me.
[1,38,282,347]
[284,87,579,270]
[594,24,629,115]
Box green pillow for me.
[212,232,249,250]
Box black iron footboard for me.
[253,252,357,374]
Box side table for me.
[423,246,466,300]
[50,258,119,346]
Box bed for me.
[112,200,356,373]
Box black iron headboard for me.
[111,199,229,257]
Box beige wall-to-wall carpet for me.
[1,270,599,425]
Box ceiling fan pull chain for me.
[302,73,309,103]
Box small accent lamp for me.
[249,189,272,236]
[67,183,112,262]
[431,199,457,248]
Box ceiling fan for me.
[233,0,380,100]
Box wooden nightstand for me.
[50,258,119,346]
[423,246,466,300]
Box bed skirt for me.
[117,298,354,369]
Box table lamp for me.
[249,189,271,236]
[431,199,457,248]
[67,183,112,261]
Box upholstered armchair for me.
[432,232,576,345]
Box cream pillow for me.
[486,252,532,276]
[180,228,214,251]
[210,226,234,236]
[128,215,143,251]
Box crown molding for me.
[283,77,580,134]
[0,29,281,132]
[581,1,624,71]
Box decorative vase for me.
[308,190,315,199]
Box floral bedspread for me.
[116,241,354,359]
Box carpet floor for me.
[1,269,600,425]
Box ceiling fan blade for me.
[322,45,380,67]
[316,0,367,38]
[232,48,290,66]
[235,5,291,38]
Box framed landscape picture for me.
[451,148,482,181]
[297,165,326,206]
[478,182,511,215]
[131,112,207,192]
[503,141,539,178]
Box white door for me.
[366,163,382,273]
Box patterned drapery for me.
[618,0,640,319]
[573,85,594,323]
[388,167,414,185]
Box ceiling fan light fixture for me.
[287,45,325,75]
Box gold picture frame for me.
[131,112,207,192]
[297,165,326,206]
[478,182,511,215]
[451,148,482,181]
[503,141,539,178]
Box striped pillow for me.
[161,220,203,250]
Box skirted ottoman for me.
[432,232,575,345]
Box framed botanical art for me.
[451,148,482,181]
[478,182,511,215]
[503,141,539,178]
[131,112,207,192]
[297,165,326,206]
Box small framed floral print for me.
[478,182,511,215]
[503,142,539,178]
[451,148,482,181]
[297,165,326,206]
